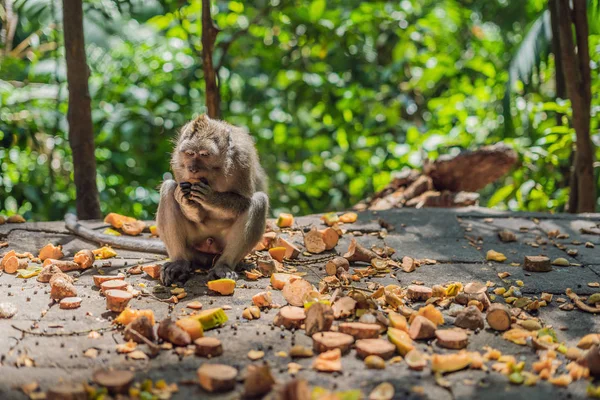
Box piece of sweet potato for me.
[276,213,294,228]
[38,244,64,261]
[275,238,300,259]
[122,220,146,236]
[104,213,137,229]
[319,228,340,250]
[207,279,236,295]
[73,249,95,269]
[176,317,204,340]
[270,273,300,290]
[105,290,133,312]
[268,247,286,262]
[142,264,161,279]
[114,308,155,326]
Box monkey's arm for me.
[64,213,168,255]
[184,182,251,216]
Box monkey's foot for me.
[160,260,194,286]
[208,264,238,281]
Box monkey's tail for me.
[64,213,168,255]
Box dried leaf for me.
[248,350,265,361]
[83,348,99,359]
[127,350,149,360]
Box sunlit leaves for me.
[308,0,326,23]
[2,0,600,220]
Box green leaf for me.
[488,185,515,208]
[309,0,326,22]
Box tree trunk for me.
[1,0,18,54]
[557,0,595,213]
[548,0,566,102]
[62,0,102,219]
[201,0,221,119]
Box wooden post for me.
[62,0,102,219]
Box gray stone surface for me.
[1,207,599,399]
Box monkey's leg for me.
[157,180,196,286]
[209,192,269,280]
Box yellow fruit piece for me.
[549,374,572,387]
[388,312,408,332]
[387,327,415,356]
[16,266,43,279]
[486,250,507,262]
[114,308,155,326]
[494,287,506,295]
[409,304,444,326]
[516,280,524,287]
[207,279,236,295]
[321,212,340,227]
[192,307,228,330]
[502,328,535,345]
[276,213,294,228]
[93,246,118,259]
[431,351,472,373]
[577,334,600,349]
[149,225,159,236]
[103,228,121,236]
[339,212,358,223]
[304,300,331,310]
[445,282,463,297]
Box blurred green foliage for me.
[0,0,599,220]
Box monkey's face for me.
[178,142,222,182]
[173,117,231,183]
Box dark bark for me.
[557,0,595,213]
[356,145,517,211]
[201,0,221,119]
[549,0,566,101]
[424,143,518,192]
[62,0,102,219]
[1,0,18,54]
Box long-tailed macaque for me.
[156,114,268,286]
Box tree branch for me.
[201,0,221,118]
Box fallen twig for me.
[124,326,160,356]
[12,324,117,337]
[566,288,600,314]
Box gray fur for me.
[157,115,269,285]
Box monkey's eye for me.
[198,150,210,157]
[184,150,195,157]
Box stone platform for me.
[0,207,599,399]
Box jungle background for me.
[1,0,599,221]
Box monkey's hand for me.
[208,263,238,281]
[185,180,212,203]
[161,260,194,286]
[186,181,251,216]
